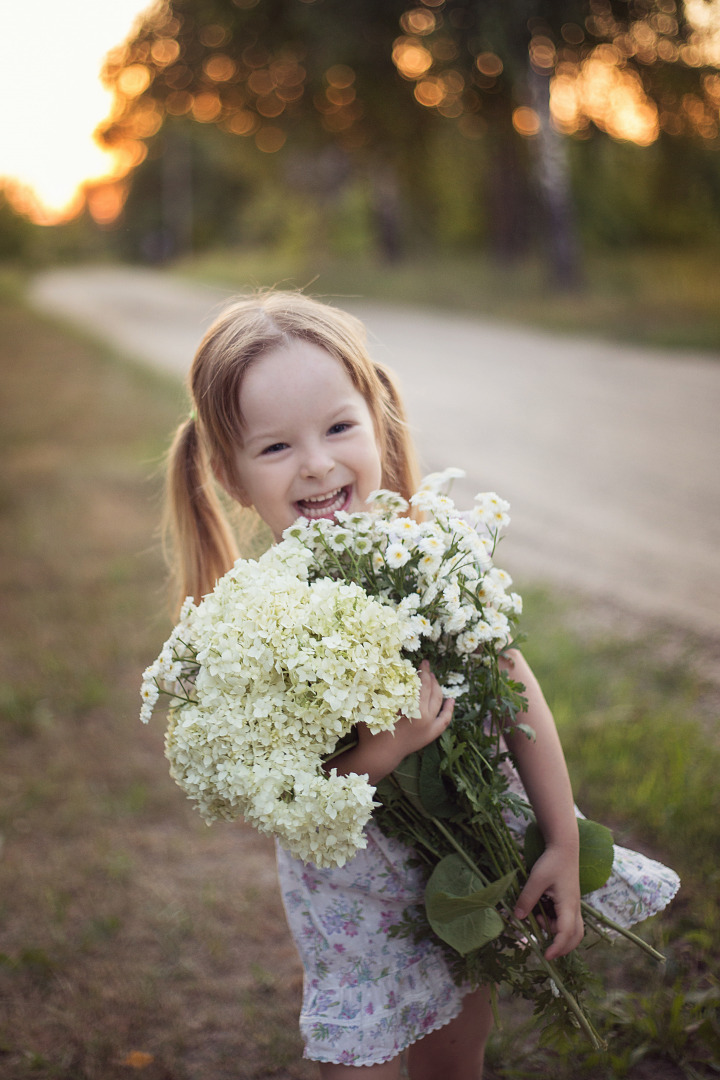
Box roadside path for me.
[30,265,720,640]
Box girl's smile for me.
[230,340,383,540]
[295,485,352,518]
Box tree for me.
[99,0,439,259]
[99,0,720,277]
[387,0,720,283]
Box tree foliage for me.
[97,0,720,265]
[389,0,720,144]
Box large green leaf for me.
[392,752,425,813]
[418,740,459,818]
[524,818,615,896]
[425,854,517,955]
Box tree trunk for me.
[484,124,534,265]
[527,70,583,290]
[369,161,404,262]
[162,128,193,259]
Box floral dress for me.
[276,761,680,1068]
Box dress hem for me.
[301,986,474,1067]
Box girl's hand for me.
[332,661,454,785]
[513,843,584,960]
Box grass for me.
[0,290,314,1080]
[173,245,720,354]
[0,277,718,1078]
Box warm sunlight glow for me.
[551,48,660,145]
[685,0,720,64]
[0,0,156,224]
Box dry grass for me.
[0,296,313,1079]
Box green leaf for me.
[576,819,615,894]
[523,819,545,871]
[392,752,425,813]
[524,818,615,896]
[418,740,459,818]
[374,776,399,805]
[424,854,517,955]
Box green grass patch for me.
[498,586,720,1079]
[518,586,719,889]
[175,245,720,354]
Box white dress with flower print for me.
[277,773,680,1068]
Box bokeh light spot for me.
[199,24,229,48]
[227,109,258,135]
[165,91,193,115]
[257,94,285,118]
[248,70,275,96]
[150,38,180,66]
[86,181,128,224]
[475,52,503,78]
[414,78,445,107]
[255,126,286,152]
[203,54,237,82]
[271,60,306,87]
[326,85,356,106]
[326,64,356,88]
[117,64,151,97]
[400,8,436,36]
[529,36,556,73]
[393,38,433,79]
[512,106,541,137]
[191,92,222,122]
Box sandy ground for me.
[30,265,720,642]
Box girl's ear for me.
[212,458,251,507]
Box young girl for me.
[163,290,678,1079]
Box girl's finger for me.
[438,697,454,727]
[545,919,584,960]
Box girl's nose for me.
[300,445,334,479]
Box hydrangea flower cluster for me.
[141,558,421,867]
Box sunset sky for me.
[0,0,154,223]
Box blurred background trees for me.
[5,0,719,287]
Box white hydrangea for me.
[141,557,421,868]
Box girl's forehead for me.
[240,340,360,406]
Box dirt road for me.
[30,265,720,639]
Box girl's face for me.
[230,340,383,540]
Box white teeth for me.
[297,487,348,519]
[302,487,344,505]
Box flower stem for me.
[581,902,666,962]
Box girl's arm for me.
[330,660,454,786]
[500,649,584,960]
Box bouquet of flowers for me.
[140,556,421,867]
[142,468,664,1047]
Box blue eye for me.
[262,442,287,455]
[328,422,351,435]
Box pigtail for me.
[163,416,239,614]
[373,362,421,503]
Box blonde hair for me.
[165,290,420,610]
